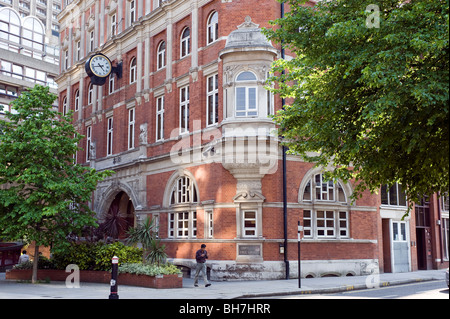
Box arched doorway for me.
[101,191,135,240]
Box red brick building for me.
[56,0,448,280]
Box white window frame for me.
[206,210,214,238]
[169,212,175,238]
[177,212,190,238]
[168,176,198,239]
[110,13,117,36]
[338,211,349,238]
[381,183,407,207]
[170,176,197,205]
[76,40,81,61]
[74,89,79,112]
[303,210,312,238]
[235,86,257,117]
[206,73,218,126]
[303,209,349,239]
[179,85,189,134]
[88,82,93,105]
[128,107,135,150]
[107,117,113,156]
[314,173,335,201]
[207,11,218,45]
[442,217,449,260]
[89,30,94,52]
[109,74,115,94]
[129,57,137,84]
[168,211,197,239]
[157,41,166,70]
[441,192,449,212]
[235,71,258,118]
[64,49,69,70]
[62,96,68,116]
[180,27,190,58]
[86,125,92,162]
[316,210,335,238]
[392,221,407,242]
[243,210,257,238]
[302,174,347,203]
[129,0,136,25]
[156,96,164,141]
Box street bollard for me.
[109,256,119,299]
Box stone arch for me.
[96,181,141,221]
[98,186,137,240]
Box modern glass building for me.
[0,6,59,118]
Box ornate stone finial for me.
[237,16,259,29]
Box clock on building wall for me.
[85,53,122,85]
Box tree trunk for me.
[32,244,40,284]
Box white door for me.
[392,221,410,272]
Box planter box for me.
[5,269,182,289]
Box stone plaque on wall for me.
[238,245,261,256]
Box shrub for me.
[118,263,181,277]
[51,241,143,271]
[94,241,142,271]
[13,260,33,270]
[51,242,99,271]
[13,255,56,270]
[145,239,167,266]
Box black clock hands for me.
[95,64,105,71]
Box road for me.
[270,280,449,299]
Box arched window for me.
[302,173,347,203]
[180,27,190,58]
[168,175,199,239]
[129,57,137,84]
[22,17,44,58]
[170,175,198,205]
[62,96,68,116]
[0,8,21,52]
[74,90,80,111]
[207,11,218,44]
[157,41,166,70]
[235,71,257,117]
[301,172,349,239]
[236,71,257,82]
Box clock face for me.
[89,55,112,77]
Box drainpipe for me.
[437,193,444,267]
[281,1,289,280]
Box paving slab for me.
[0,269,446,299]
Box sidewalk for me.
[0,269,446,299]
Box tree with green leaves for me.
[263,0,449,207]
[0,85,112,283]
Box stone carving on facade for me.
[135,94,142,106]
[238,16,260,29]
[139,123,148,144]
[233,190,265,203]
[224,65,239,87]
[164,79,172,93]
[106,0,117,13]
[190,67,199,82]
[89,141,96,160]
